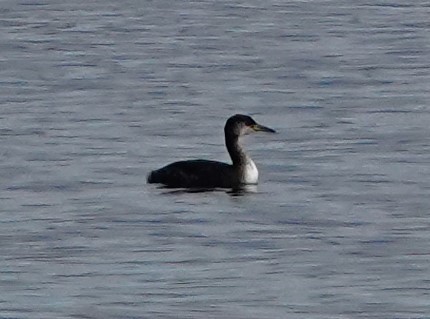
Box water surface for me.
[1,1,430,318]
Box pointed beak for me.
[251,123,276,133]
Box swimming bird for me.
[147,114,276,188]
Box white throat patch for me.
[243,158,259,184]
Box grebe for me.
[147,114,276,188]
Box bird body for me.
[147,114,275,188]
[147,159,235,188]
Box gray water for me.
[1,1,430,318]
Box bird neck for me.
[225,133,248,167]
